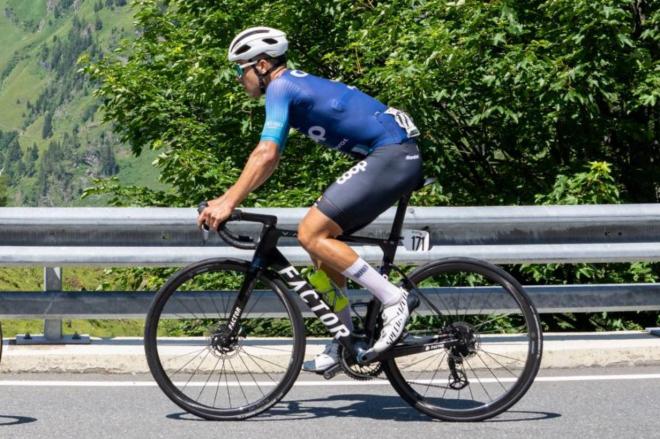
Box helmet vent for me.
[235,45,250,55]
[263,38,277,44]
[230,29,268,51]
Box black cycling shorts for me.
[314,142,423,234]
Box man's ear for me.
[256,58,270,75]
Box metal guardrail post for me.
[43,267,63,341]
[15,267,90,345]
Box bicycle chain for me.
[337,345,383,381]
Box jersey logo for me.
[308,126,327,143]
[336,138,349,149]
[336,161,367,184]
[290,70,308,77]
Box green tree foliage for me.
[0,171,8,207]
[0,130,25,181]
[535,161,621,205]
[23,144,39,178]
[99,144,119,176]
[42,112,53,139]
[84,0,659,207]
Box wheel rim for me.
[146,262,302,416]
[388,261,541,418]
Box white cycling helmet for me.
[228,27,288,62]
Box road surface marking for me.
[0,374,659,387]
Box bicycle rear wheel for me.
[384,257,543,421]
[144,258,305,420]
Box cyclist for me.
[198,27,423,372]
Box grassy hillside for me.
[0,0,168,207]
[0,266,147,338]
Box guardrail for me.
[1,205,659,343]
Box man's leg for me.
[298,207,404,306]
[311,257,346,288]
[298,206,409,354]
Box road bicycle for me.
[144,178,543,421]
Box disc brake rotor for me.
[209,324,243,359]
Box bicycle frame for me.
[221,190,451,365]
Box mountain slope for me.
[0,0,166,206]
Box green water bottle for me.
[307,269,350,312]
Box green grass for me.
[0,267,147,337]
[0,4,30,67]
[6,0,48,28]
[0,59,50,133]
[116,148,170,190]
[1,319,145,338]
[0,266,120,292]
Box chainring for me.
[338,345,383,380]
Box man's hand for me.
[197,198,235,231]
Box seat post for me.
[388,192,412,243]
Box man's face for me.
[236,60,267,98]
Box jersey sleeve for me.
[260,78,294,152]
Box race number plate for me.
[401,229,431,252]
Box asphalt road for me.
[0,366,659,439]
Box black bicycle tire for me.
[383,257,543,422]
[144,258,306,420]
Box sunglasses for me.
[234,61,258,79]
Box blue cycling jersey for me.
[260,70,415,156]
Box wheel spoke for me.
[478,349,526,364]
[423,353,445,397]
[227,357,249,405]
[480,349,521,378]
[170,346,210,378]
[476,351,508,392]
[182,348,212,392]
[239,348,288,372]
[212,358,225,407]
[236,349,266,398]
[471,313,513,331]
[399,351,442,371]
[463,356,493,401]
[197,355,222,401]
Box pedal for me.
[322,363,342,380]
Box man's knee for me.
[297,220,316,251]
[298,220,333,252]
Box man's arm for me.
[199,140,280,230]
[224,140,280,206]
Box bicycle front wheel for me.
[144,258,305,420]
[384,257,543,421]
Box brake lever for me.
[198,201,210,244]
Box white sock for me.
[341,258,402,306]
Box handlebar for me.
[197,201,277,250]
